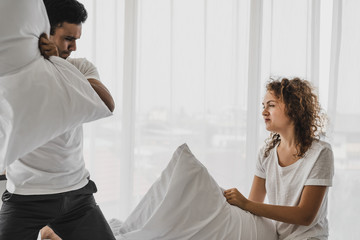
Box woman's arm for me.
[248,176,266,203]
[224,185,327,226]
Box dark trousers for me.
[0,180,115,240]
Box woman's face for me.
[262,91,293,133]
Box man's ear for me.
[50,23,62,36]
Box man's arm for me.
[87,78,115,112]
[39,33,115,112]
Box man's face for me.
[49,22,82,59]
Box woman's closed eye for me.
[262,104,275,110]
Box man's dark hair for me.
[43,0,88,35]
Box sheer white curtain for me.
[74,0,358,239]
[326,0,360,238]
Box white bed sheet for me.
[111,144,277,240]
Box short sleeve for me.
[305,147,334,186]
[67,58,100,80]
[255,147,266,179]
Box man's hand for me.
[39,33,59,59]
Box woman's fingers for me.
[224,188,245,207]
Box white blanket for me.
[112,144,277,240]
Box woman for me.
[40,78,334,240]
[225,77,334,240]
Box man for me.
[0,0,116,239]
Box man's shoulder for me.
[66,57,99,79]
[66,57,91,66]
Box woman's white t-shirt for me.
[255,140,334,240]
[6,58,100,195]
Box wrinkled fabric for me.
[115,144,277,240]
[0,0,111,171]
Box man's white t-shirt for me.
[6,58,100,195]
[255,140,334,240]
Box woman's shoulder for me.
[310,139,332,152]
[305,139,333,161]
[258,144,277,162]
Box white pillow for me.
[117,144,277,240]
[0,0,112,171]
[0,0,48,76]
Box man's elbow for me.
[107,100,115,112]
[109,102,115,112]
[99,92,115,112]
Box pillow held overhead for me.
[0,0,112,171]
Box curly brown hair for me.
[264,77,326,158]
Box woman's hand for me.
[224,188,248,209]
